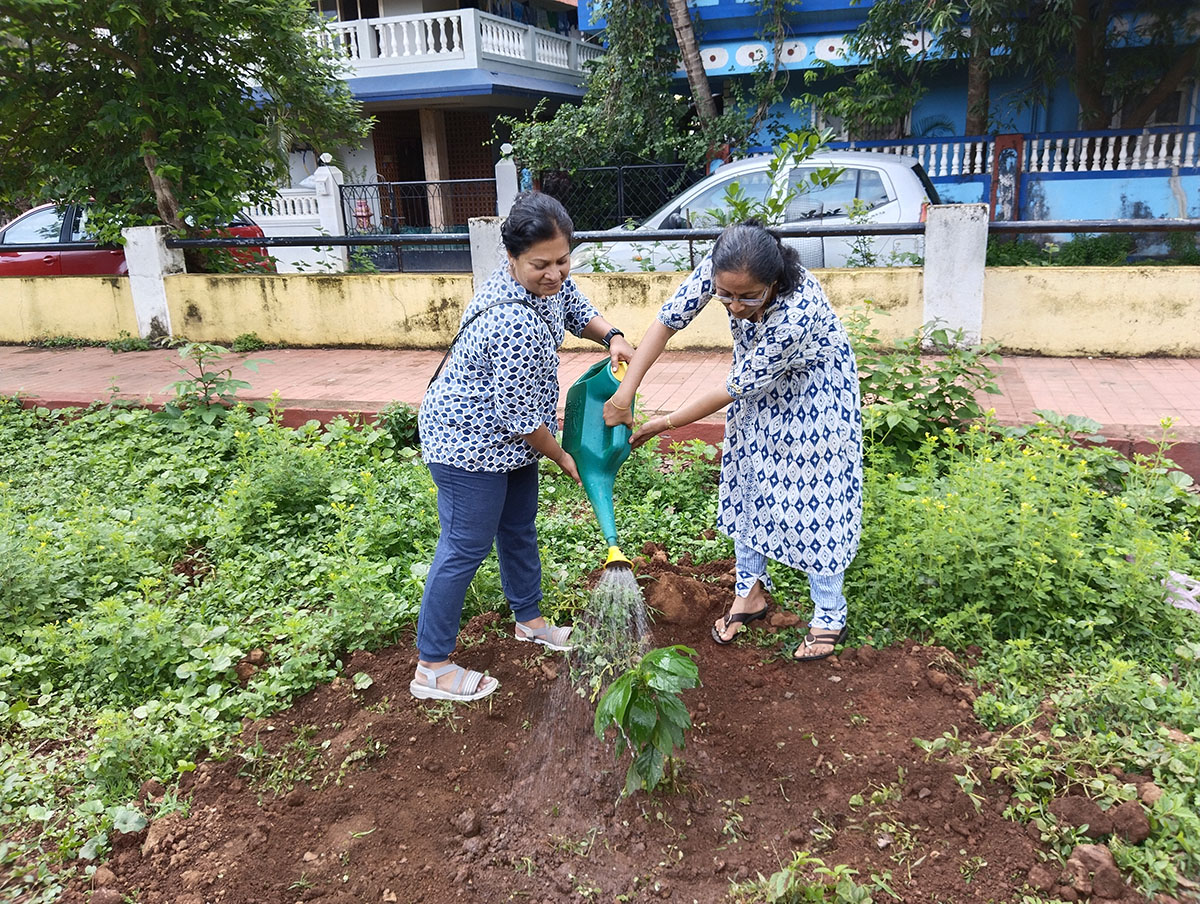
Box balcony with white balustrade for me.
[316,9,603,92]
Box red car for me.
[0,203,272,275]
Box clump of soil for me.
[64,551,1152,904]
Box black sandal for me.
[792,625,848,662]
[711,606,769,645]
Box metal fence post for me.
[922,204,988,345]
[122,225,184,340]
[495,145,519,216]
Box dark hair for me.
[711,219,803,297]
[501,191,574,256]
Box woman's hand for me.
[554,450,581,485]
[603,397,634,429]
[608,334,635,368]
[629,415,673,450]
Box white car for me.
[573,150,942,272]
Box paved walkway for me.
[2,345,1199,473]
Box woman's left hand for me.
[608,335,635,368]
[629,415,672,450]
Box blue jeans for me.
[735,540,847,631]
[416,462,543,661]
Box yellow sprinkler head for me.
[604,545,632,569]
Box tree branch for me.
[1123,39,1200,128]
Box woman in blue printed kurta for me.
[605,222,863,661]
[413,193,635,701]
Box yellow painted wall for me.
[983,267,1200,356]
[165,273,475,346]
[0,277,136,341]
[2,267,1197,355]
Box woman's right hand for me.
[555,450,581,485]
[603,397,635,428]
[629,415,671,450]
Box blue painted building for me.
[577,0,1200,223]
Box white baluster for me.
[1103,135,1116,170]
[1170,130,1182,167]
[451,15,462,52]
[1185,132,1197,168]
[950,142,961,175]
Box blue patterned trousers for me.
[734,540,847,631]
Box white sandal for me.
[410,662,497,701]
[514,621,574,652]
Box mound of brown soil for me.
[64,558,1149,904]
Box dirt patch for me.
[64,555,1150,904]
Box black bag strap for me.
[427,299,552,389]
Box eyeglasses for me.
[707,285,773,308]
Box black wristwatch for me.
[602,327,624,348]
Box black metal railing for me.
[537,163,705,231]
[339,179,497,272]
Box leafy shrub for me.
[593,645,699,795]
[845,315,1001,462]
[847,421,1198,660]
[986,233,1133,266]
[25,335,102,348]
[105,330,151,353]
[377,401,420,449]
[1055,233,1133,266]
[232,332,267,353]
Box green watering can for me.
[561,358,635,569]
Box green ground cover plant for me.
[1,327,1198,899]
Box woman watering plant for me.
[604,221,863,662]
[413,192,635,702]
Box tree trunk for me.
[965,51,991,135]
[142,147,184,232]
[665,0,717,121]
[1073,0,1110,129]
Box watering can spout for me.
[605,545,632,569]
[561,358,634,568]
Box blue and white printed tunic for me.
[420,264,600,472]
[660,258,863,575]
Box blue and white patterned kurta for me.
[660,258,863,575]
[420,264,600,472]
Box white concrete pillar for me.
[469,216,504,292]
[312,161,349,271]
[922,204,988,345]
[122,226,184,340]
[495,145,519,216]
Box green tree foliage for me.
[501,0,797,173]
[801,0,1199,137]
[0,0,369,236]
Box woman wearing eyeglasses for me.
[604,221,862,662]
